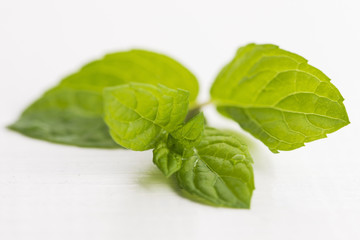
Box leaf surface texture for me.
[177,127,255,208]
[211,43,349,152]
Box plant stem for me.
[186,100,213,121]
[189,100,213,111]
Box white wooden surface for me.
[1,1,359,239]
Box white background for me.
[1,0,359,239]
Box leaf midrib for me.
[213,100,349,123]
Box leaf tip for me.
[270,148,280,154]
[6,124,15,130]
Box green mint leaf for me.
[153,134,183,177]
[103,83,189,151]
[62,49,199,102]
[211,43,349,152]
[8,86,119,148]
[170,112,205,148]
[153,112,205,177]
[177,127,255,208]
[9,49,198,148]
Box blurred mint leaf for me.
[9,50,198,148]
[8,86,118,148]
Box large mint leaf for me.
[103,83,189,151]
[211,43,349,152]
[9,50,198,148]
[153,113,205,177]
[177,127,255,208]
[61,50,199,102]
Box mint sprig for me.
[8,50,198,148]
[8,43,349,208]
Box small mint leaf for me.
[170,112,205,148]
[152,112,205,177]
[153,134,183,177]
[177,127,254,208]
[103,83,189,151]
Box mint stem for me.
[186,100,212,121]
[190,100,212,111]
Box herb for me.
[103,83,190,151]
[176,127,254,208]
[9,44,349,208]
[211,44,349,152]
[153,112,205,177]
[8,50,198,148]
